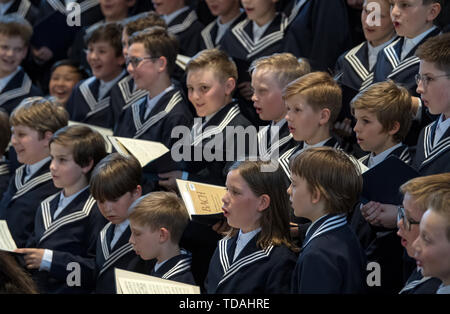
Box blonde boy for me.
[250,53,310,159]
[413,188,450,294]
[278,72,342,179]
[0,97,68,247]
[129,191,195,285]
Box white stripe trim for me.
[162,257,192,279]
[0,73,32,106]
[302,215,347,249]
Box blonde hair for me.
[416,32,450,73]
[351,80,413,142]
[283,72,342,126]
[250,53,311,88]
[400,173,450,214]
[129,192,190,244]
[186,48,238,82]
[10,97,68,139]
[0,14,32,45]
[429,188,450,241]
[290,147,362,215]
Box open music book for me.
[115,268,200,294]
[107,136,169,167]
[0,220,17,252]
[176,179,225,225]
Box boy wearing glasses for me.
[66,22,127,129]
[413,32,450,175]
[114,26,193,192]
[397,174,450,294]
[372,0,442,145]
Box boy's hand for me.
[360,201,382,225]
[14,248,45,269]
[361,201,398,228]
[31,46,54,63]
[158,171,182,191]
[238,81,253,101]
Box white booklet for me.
[107,136,169,167]
[0,220,17,252]
[115,268,200,294]
[176,54,191,71]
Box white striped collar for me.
[217,235,273,287]
[117,75,148,109]
[420,121,450,168]
[0,70,32,106]
[158,251,192,280]
[12,163,53,201]
[167,9,198,34]
[163,6,189,25]
[303,214,347,249]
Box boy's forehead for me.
[0,33,26,47]
[187,67,224,83]
[88,40,115,49]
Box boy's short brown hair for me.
[129,192,190,245]
[291,147,362,215]
[49,125,107,180]
[85,22,124,57]
[124,11,167,36]
[129,26,178,75]
[90,153,142,202]
[400,173,450,214]
[351,80,412,143]
[186,48,237,83]
[250,53,311,88]
[0,14,32,45]
[0,109,10,156]
[283,71,342,126]
[416,32,450,74]
[10,97,68,139]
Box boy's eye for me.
[200,86,209,92]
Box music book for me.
[362,155,420,205]
[0,220,17,252]
[68,121,113,153]
[107,136,169,167]
[176,179,225,225]
[115,268,200,294]
[176,54,191,71]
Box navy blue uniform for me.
[94,222,147,294]
[291,214,366,294]
[0,160,59,248]
[205,233,297,293]
[199,12,246,50]
[0,68,43,115]
[38,0,102,27]
[147,251,196,286]
[399,267,442,294]
[3,0,39,25]
[66,72,128,129]
[0,159,10,198]
[256,119,297,162]
[167,8,204,57]
[284,0,353,71]
[412,117,450,176]
[26,189,107,293]
[350,144,413,294]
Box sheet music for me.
[0,220,17,252]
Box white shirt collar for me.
[24,156,51,182]
[162,6,190,25]
[252,16,274,43]
[98,70,126,100]
[0,66,21,92]
[436,283,450,294]
[367,36,396,70]
[144,84,175,119]
[434,114,450,146]
[55,186,89,219]
[215,10,243,45]
[233,227,261,261]
[0,0,14,16]
[368,142,403,168]
[270,118,287,143]
[401,26,437,60]
[111,219,130,249]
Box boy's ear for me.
[156,56,168,73]
[319,108,331,126]
[426,2,441,22]
[224,77,236,96]
[257,194,270,212]
[159,227,170,243]
[81,159,94,175]
[388,121,400,136]
[133,185,142,199]
[311,187,321,205]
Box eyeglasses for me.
[397,206,420,231]
[415,73,450,88]
[125,56,159,69]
